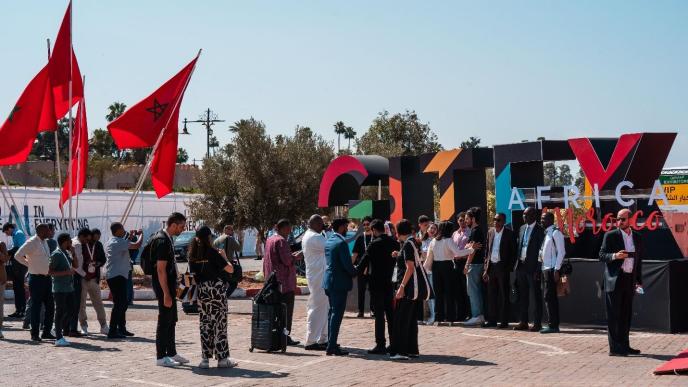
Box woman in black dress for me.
[188,226,235,369]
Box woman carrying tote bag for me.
[188,226,236,369]
[389,219,434,360]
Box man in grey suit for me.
[323,217,357,356]
[513,207,545,332]
[599,208,643,356]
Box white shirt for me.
[302,230,327,288]
[1,233,13,251]
[425,238,473,271]
[490,229,503,263]
[520,223,535,260]
[540,225,565,271]
[14,235,52,275]
[620,229,635,273]
[72,237,86,277]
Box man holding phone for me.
[599,208,644,356]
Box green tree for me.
[188,144,239,228]
[557,164,573,186]
[333,121,347,153]
[344,126,356,151]
[460,136,481,149]
[176,148,189,163]
[356,110,442,157]
[543,162,558,186]
[106,102,127,123]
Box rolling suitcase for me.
[249,301,287,353]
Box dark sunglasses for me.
[617,217,628,221]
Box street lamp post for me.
[182,108,225,159]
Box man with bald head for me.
[513,207,545,332]
[302,215,329,350]
[599,208,643,356]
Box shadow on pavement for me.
[347,348,496,366]
[69,341,122,352]
[191,367,289,380]
[638,353,675,362]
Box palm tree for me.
[333,121,347,153]
[344,126,356,151]
[106,102,127,122]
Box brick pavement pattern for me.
[1,297,686,386]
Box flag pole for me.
[46,38,64,197]
[120,49,202,225]
[75,75,85,223]
[0,169,28,236]
[66,1,74,233]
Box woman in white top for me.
[424,221,475,325]
[420,223,438,325]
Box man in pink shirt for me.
[452,211,471,249]
[263,218,302,346]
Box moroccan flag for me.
[40,0,84,132]
[0,66,51,166]
[108,54,199,197]
[59,98,88,208]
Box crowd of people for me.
[0,205,645,370]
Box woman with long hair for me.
[423,221,476,325]
[188,226,236,369]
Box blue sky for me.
[1,0,686,167]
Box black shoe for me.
[498,323,509,329]
[482,322,497,328]
[326,348,349,356]
[530,324,543,332]
[408,353,419,358]
[356,312,364,318]
[609,351,628,357]
[367,346,387,355]
[31,335,42,342]
[7,312,22,318]
[119,330,134,337]
[287,337,300,346]
[41,332,56,340]
[627,347,641,355]
[107,332,126,339]
[513,323,529,331]
[68,331,84,337]
[305,343,327,351]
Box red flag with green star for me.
[0,66,51,165]
[108,54,199,197]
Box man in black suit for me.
[513,207,545,332]
[357,219,398,355]
[483,213,517,328]
[599,208,643,356]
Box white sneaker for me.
[81,326,89,335]
[156,357,180,367]
[198,359,210,369]
[100,325,109,335]
[390,354,409,360]
[218,358,238,368]
[172,354,190,364]
[55,338,71,347]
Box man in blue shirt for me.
[323,217,357,356]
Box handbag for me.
[403,240,435,301]
[557,274,571,297]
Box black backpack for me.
[141,232,165,275]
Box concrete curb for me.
[2,286,307,301]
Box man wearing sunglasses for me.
[599,208,643,357]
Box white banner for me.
[0,187,202,240]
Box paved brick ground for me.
[1,297,686,386]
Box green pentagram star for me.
[146,98,169,122]
[8,105,20,122]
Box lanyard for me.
[363,234,371,250]
[57,249,71,269]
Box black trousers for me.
[11,260,28,312]
[107,276,128,334]
[69,275,82,332]
[515,267,543,326]
[28,274,54,337]
[357,274,370,314]
[390,298,418,356]
[543,269,559,328]
[433,261,458,322]
[54,292,74,340]
[487,264,510,325]
[453,260,470,321]
[156,300,178,359]
[281,291,295,333]
[371,288,393,346]
[606,272,634,353]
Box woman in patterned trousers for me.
[189,226,236,369]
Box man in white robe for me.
[303,215,329,350]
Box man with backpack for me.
[148,212,189,367]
